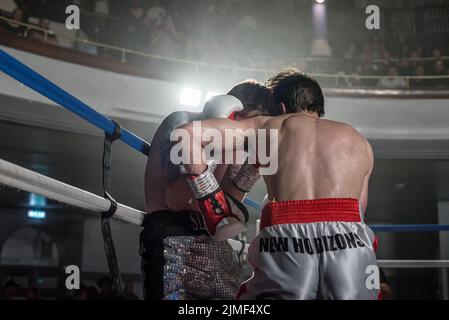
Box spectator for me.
[2,279,20,300]
[145,0,167,28]
[415,45,424,58]
[378,66,407,89]
[147,14,182,58]
[390,34,407,57]
[409,50,420,69]
[94,0,110,16]
[347,64,364,88]
[343,43,357,61]
[28,18,58,45]
[433,59,447,75]
[429,59,449,87]
[410,64,428,88]
[397,57,411,76]
[400,43,410,58]
[122,2,147,51]
[3,7,27,36]
[432,48,442,59]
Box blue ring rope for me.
[0,49,151,155]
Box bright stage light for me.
[179,87,202,107]
[315,0,325,3]
[29,193,46,207]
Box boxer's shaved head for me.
[267,68,325,118]
[227,80,277,116]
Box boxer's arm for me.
[212,164,246,201]
[360,140,374,215]
[178,117,256,174]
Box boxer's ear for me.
[279,103,286,115]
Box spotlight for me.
[179,87,202,107]
[28,193,47,219]
[29,193,46,207]
[315,0,325,3]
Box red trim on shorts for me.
[260,198,361,230]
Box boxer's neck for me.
[298,111,319,119]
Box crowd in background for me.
[1,0,449,88]
[332,37,449,88]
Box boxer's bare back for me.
[261,113,373,212]
[182,112,373,213]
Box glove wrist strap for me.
[232,163,260,193]
[185,164,220,199]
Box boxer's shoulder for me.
[316,118,362,137]
[162,111,202,132]
[324,121,371,156]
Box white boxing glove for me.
[202,95,243,120]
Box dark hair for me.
[227,79,277,116]
[267,68,325,117]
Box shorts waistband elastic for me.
[260,198,361,230]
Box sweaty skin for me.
[180,112,374,214]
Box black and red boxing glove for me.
[183,163,248,241]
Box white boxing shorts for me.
[237,198,380,300]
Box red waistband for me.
[260,198,361,230]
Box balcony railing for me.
[1,15,449,90]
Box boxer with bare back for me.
[177,69,379,300]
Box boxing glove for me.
[202,95,243,120]
[183,162,249,241]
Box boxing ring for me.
[1,48,449,297]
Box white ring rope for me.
[0,158,144,225]
[377,260,449,269]
[1,158,448,270]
